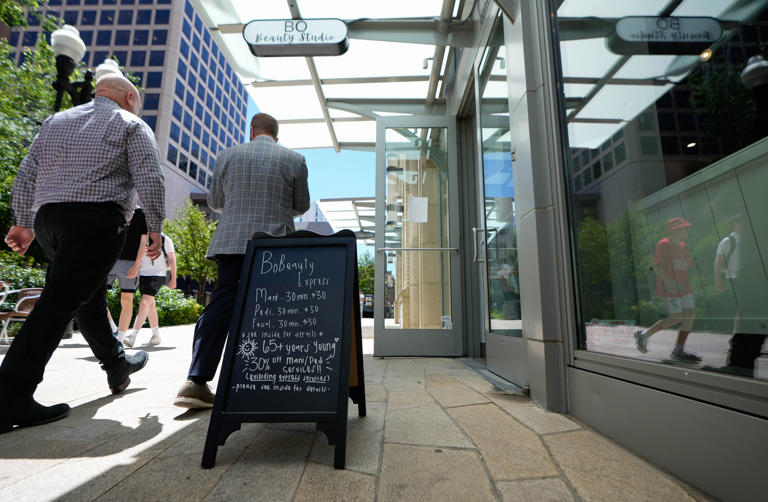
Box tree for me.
[164,200,218,304]
[358,251,374,295]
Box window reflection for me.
[557,2,768,379]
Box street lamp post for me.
[51,25,91,112]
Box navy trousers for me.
[0,202,127,396]
[188,254,244,381]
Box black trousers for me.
[728,277,768,371]
[0,203,127,396]
[188,254,244,382]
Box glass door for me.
[374,115,463,356]
[476,12,527,386]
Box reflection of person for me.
[174,113,309,409]
[107,207,148,340]
[0,74,165,432]
[706,214,767,377]
[124,233,176,347]
[635,217,701,363]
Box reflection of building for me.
[8,0,249,217]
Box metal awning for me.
[190,0,465,151]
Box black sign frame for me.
[201,230,366,469]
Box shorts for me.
[664,294,695,314]
[139,275,166,297]
[107,259,139,293]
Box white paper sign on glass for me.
[243,18,349,57]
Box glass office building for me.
[7,0,249,217]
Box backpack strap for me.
[161,234,169,266]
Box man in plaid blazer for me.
[174,113,309,408]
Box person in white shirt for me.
[123,233,176,347]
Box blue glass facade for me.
[8,0,249,194]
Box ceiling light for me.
[700,49,713,62]
[686,142,697,148]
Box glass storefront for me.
[383,127,452,330]
[555,1,768,379]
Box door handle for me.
[472,227,486,263]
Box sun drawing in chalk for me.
[237,338,258,360]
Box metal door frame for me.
[373,115,464,356]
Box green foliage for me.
[358,251,374,295]
[107,285,203,327]
[164,200,217,304]
[0,249,46,311]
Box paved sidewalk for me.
[0,325,712,501]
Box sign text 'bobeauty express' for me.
[243,18,349,57]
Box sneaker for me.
[122,330,137,348]
[148,332,161,346]
[102,351,149,394]
[670,348,702,364]
[173,381,215,409]
[634,331,648,353]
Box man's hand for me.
[146,231,162,260]
[126,263,140,279]
[4,226,35,255]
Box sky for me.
[246,98,375,201]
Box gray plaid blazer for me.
[206,135,310,257]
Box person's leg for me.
[0,203,140,429]
[147,294,161,346]
[118,292,135,333]
[175,255,243,409]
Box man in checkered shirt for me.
[0,74,165,433]
[174,113,309,409]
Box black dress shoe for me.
[102,351,149,394]
[0,395,70,433]
[701,364,753,377]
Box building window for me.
[170,122,180,142]
[183,112,192,130]
[131,72,143,86]
[195,102,204,120]
[9,32,19,46]
[166,144,179,166]
[185,92,194,109]
[180,39,189,59]
[157,0,170,4]
[66,0,80,4]
[117,9,133,24]
[192,33,201,52]
[193,121,201,138]
[201,150,208,166]
[203,30,211,46]
[114,30,130,45]
[174,79,184,99]
[152,29,167,45]
[184,0,194,19]
[99,10,115,25]
[148,51,165,66]
[63,10,78,24]
[130,50,145,66]
[182,19,191,38]
[79,30,93,45]
[181,132,190,150]
[177,60,187,79]
[142,115,156,131]
[96,30,112,45]
[22,32,37,46]
[197,170,206,186]
[81,10,96,24]
[112,50,127,65]
[138,0,152,4]
[143,93,159,110]
[83,0,97,4]
[191,141,199,159]
[135,9,151,24]
[133,30,149,45]
[121,0,135,4]
[188,162,197,180]
[102,0,117,4]
[172,100,183,120]
[155,9,170,24]
[178,154,188,173]
[27,12,41,26]
[194,14,202,33]
[146,71,162,87]
[91,51,108,66]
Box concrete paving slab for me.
[378,443,497,501]
[294,462,376,501]
[203,428,314,502]
[385,404,474,448]
[309,402,384,474]
[502,405,581,435]
[427,383,491,408]
[543,430,699,502]
[386,389,436,411]
[448,403,560,480]
[497,478,576,502]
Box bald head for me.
[95,74,141,115]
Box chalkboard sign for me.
[202,230,366,469]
